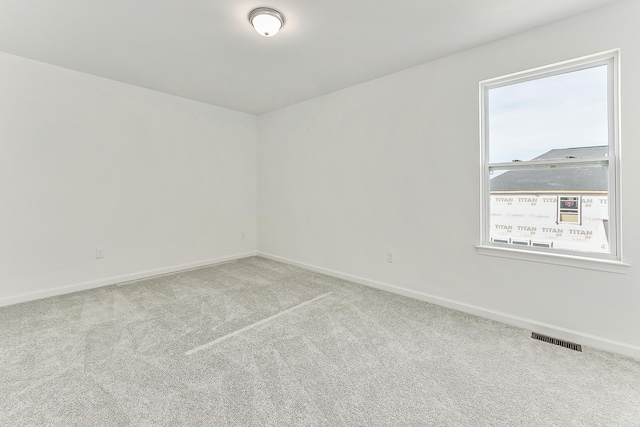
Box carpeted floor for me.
[1,256,639,426]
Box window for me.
[558,196,581,224]
[478,51,626,271]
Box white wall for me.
[258,0,640,357]
[0,52,257,305]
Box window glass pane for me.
[488,65,608,163]
[489,164,609,254]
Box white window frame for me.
[476,50,629,273]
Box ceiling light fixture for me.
[248,7,285,37]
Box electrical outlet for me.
[96,248,104,259]
[241,232,245,240]
[387,252,394,263]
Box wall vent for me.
[531,332,582,352]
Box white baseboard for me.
[258,251,640,361]
[0,251,257,308]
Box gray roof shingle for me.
[490,146,608,192]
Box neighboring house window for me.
[558,196,581,224]
[478,51,624,269]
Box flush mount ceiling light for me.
[248,7,285,37]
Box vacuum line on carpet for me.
[185,292,333,356]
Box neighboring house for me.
[489,146,609,253]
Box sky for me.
[487,65,608,164]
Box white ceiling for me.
[0,0,624,115]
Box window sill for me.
[476,245,630,274]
